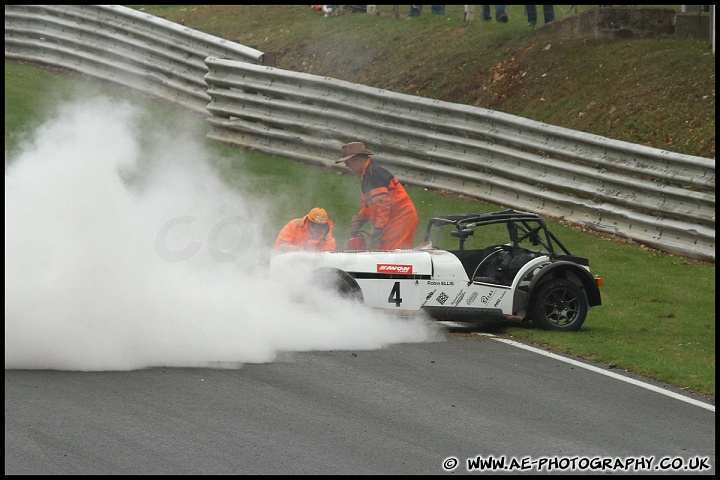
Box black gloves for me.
[350,215,366,236]
[369,228,384,249]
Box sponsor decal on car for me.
[420,289,437,307]
[480,289,496,306]
[451,290,466,306]
[377,264,412,274]
[436,292,449,305]
[466,291,478,305]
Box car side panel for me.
[355,278,427,310]
[353,250,518,314]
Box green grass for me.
[4,6,714,398]
[4,63,76,159]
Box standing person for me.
[482,5,508,23]
[274,207,336,253]
[526,5,554,26]
[335,142,419,250]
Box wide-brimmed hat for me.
[335,142,375,164]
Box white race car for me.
[270,209,602,330]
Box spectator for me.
[322,5,338,17]
[482,5,508,23]
[274,207,336,253]
[526,5,555,26]
[335,142,419,250]
[431,5,445,15]
[408,5,422,18]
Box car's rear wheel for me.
[312,268,364,303]
[530,279,587,331]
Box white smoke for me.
[4,96,442,371]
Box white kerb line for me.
[490,335,715,412]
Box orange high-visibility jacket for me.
[274,215,336,253]
[356,158,418,249]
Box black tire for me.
[313,268,364,303]
[530,279,588,331]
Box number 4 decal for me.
[388,282,402,307]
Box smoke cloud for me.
[4,96,442,371]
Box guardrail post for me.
[463,5,475,22]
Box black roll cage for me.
[423,209,573,257]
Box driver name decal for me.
[377,264,412,274]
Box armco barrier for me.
[4,4,264,114]
[5,5,715,262]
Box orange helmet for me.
[307,207,329,224]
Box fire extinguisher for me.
[347,231,370,250]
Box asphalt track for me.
[4,329,715,475]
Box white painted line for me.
[490,336,715,412]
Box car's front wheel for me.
[312,268,364,303]
[530,279,588,331]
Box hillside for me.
[141,5,715,159]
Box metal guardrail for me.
[4,5,715,261]
[4,4,264,114]
[203,58,714,262]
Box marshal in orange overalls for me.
[274,208,337,253]
[336,142,418,250]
